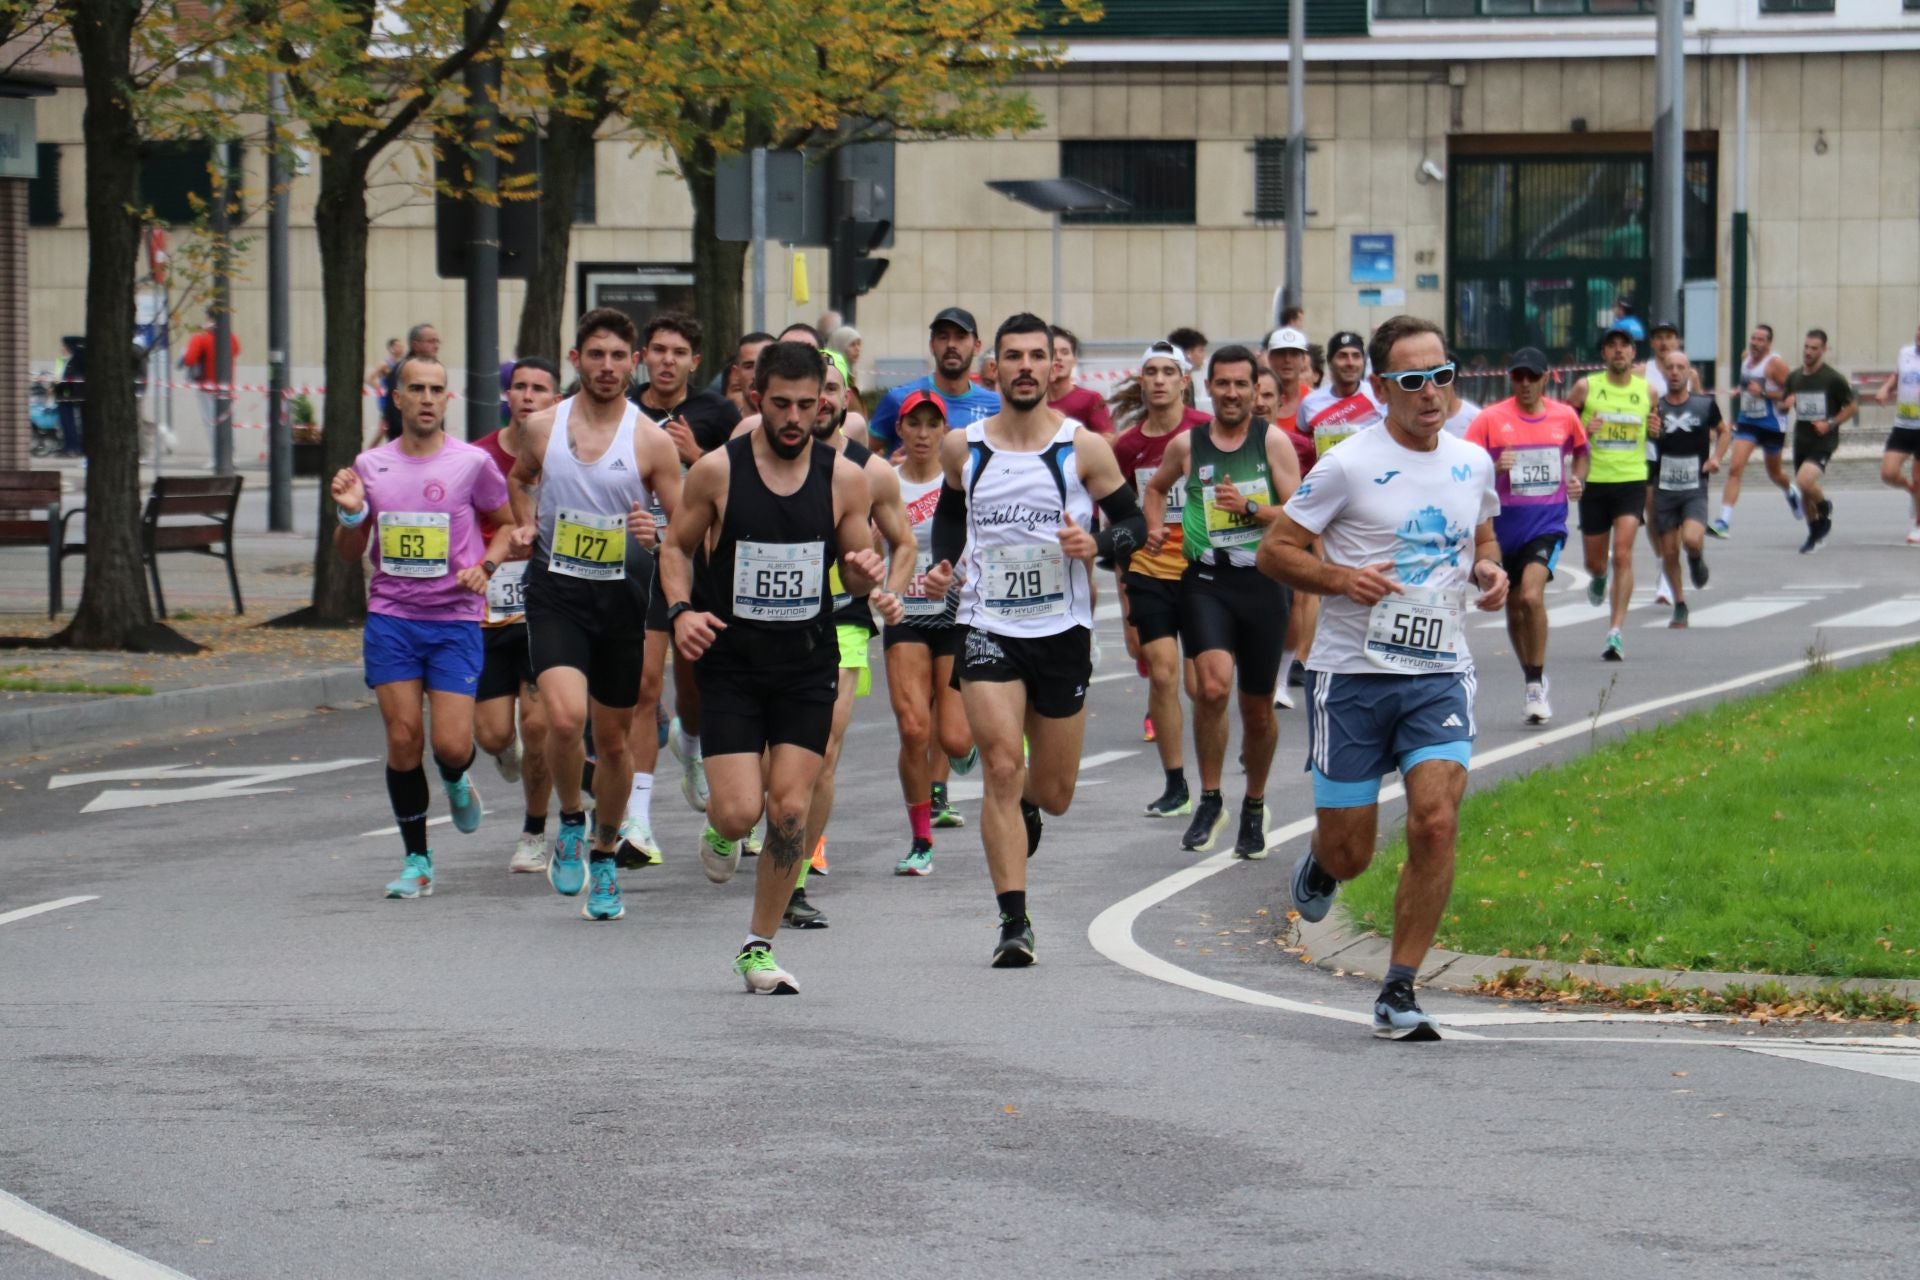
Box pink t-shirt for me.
[1050,385,1115,436]
[354,436,510,622]
[1463,397,1588,549]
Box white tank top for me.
[535,396,651,576]
[1737,351,1785,427]
[1897,345,1920,425]
[895,467,954,625]
[956,418,1094,637]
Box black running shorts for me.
[1177,562,1289,696]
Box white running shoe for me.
[669,717,710,812]
[493,734,523,784]
[509,832,548,873]
[1523,679,1551,725]
[1906,527,1920,547]
[1653,576,1673,606]
[1273,685,1295,710]
[617,814,662,866]
[698,825,739,884]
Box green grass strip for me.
[1343,646,1920,981]
[0,677,155,696]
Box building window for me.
[573,143,597,225]
[1376,0,1685,14]
[1060,140,1195,225]
[27,143,59,226]
[139,140,246,226]
[1251,138,1288,223]
[1759,0,1833,9]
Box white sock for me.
[744,932,773,950]
[1719,504,1733,524]
[628,771,653,824]
[1278,648,1296,678]
[677,726,701,760]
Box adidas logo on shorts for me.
[1441,714,1464,728]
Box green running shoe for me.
[894,838,934,877]
[385,851,433,899]
[735,944,799,994]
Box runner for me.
[332,355,514,899]
[1142,344,1302,857]
[473,357,559,872]
[506,309,684,922]
[1263,327,1311,438]
[658,340,894,994]
[1568,325,1657,662]
[1111,341,1207,818]
[1440,348,1479,437]
[1872,321,1920,544]
[1256,314,1506,1040]
[933,313,1145,967]
[1651,350,1729,625]
[1301,329,1385,458]
[1717,324,1795,537]
[865,307,1003,457]
[1641,320,1690,603]
[1048,327,1115,435]
[1785,328,1855,555]
[1463,348,1587,725]
[882,389,978,876]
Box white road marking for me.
[942,749,1136,802]
[1818,595,1920,629]
[52,759,377,814]
[0,896,97,928]
[0,1185,196,1280]
[1648,594,1818,629]
[1544,591,1655,629]
[1738,1045,1920,1085]
[1088,632,1920,1061]
[1089,670,1136,684]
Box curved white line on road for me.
[1089,633,1920,1036]
[0,896,97,928]
[0,1187,195,1280]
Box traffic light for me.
[831,218,890,323]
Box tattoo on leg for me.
[596,822,618,848]
[766,814,804,872]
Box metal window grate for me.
[27,143,59,227]
[1061,140,1196,226]
[1251,138,1287,223]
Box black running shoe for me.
[1233,801,1269,859]
[1021,799,1042,858]
[1181,792,1227,852]
[1144,779,1192,818]
[1688,554,1708,590]
[1799,530,1820,555]
[991,913,1035,968]
[1372,978,1441,1041]
[783,887,829,929]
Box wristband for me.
[337,504,369,528]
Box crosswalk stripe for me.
[1818,596,1920,629]
[1645,595,1818,629]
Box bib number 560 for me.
[1392,613,1444,649]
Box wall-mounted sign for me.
[1350,233,1394,284]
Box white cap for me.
[1265,326,1309,353]
[1138,339,1191,373]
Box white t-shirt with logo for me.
[1283,426,1499,676]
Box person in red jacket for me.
[179,309,240,463]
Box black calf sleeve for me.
[386,765,431,855]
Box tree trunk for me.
[514,109,601,364]
[54,0,196,653]
[291,129,369,626]
[679,138,744,366]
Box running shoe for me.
[1373,978,1441,1041]
[493,735,522,784]
[741,826,762,858]
[1143,714,1156,742]
[809,837,828,875]
[1144,779,1191,818]
[1021,799,1043,858]
[1522,679,1551,726]
[1288,659,1307,688]
[948,746,979,776]
[1798,529,1820,555]
[1707,518,1730,539]
[670,718,709,812]
[1907,527,1920,547]
[1233,802,1268,860]
[384,851,433,899]
[444,772,484,834]
[1181,792,1227,852]
[894,838,934,876]
[655,700,670,749]
[548,821,588,896]
[1602,629,1624,662]
[1653,577,1672,607]
[1669,601,1690,630]
[735,944,799,995]
[1586,571,1607,607]
[1273,684,1295,711]
[991,913,1036,968]
[616,814,663,868]
[1786,486,1802,520]
[1289,851,1336,923]
[931,784,965,829]
[583,860,624,921]
[1688,554,1709,590]
[509,832,548,874]
[698,825,739,883]
[784,887,828,929]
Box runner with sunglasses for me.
[1257,316,1505,1040]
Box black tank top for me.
[706,433,839,647]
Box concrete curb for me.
[1293,913,1920,1003]
[0,665,369,755]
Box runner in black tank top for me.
[657,340,900,995]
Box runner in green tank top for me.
[1567,325,1661,662]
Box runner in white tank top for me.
[927,314,1145,969]
[1872,325,1920,542]
[1717,323,1794,536]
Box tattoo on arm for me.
[765,813,805,873]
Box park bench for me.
[0,469,64,618]
[55,474,246,619]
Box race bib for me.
[733,539,825,623]
[1313,424,1358,455]
[377,511,449,579]
[1897,399,1919,423]
[1508,447,1563,498]
[551,507,625,581]
[1592,412,1642,449]
[484,558,529,623]
[1202,479,1268,549]
[1365,585,1466,674]
[1658,454,1701,491]
[901,550,944,619]
[1137,466,1182,516]
[1738,390,1770,421]
[981,545,1066,621]
[1794,391,1828,423]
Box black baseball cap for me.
[929,307,978,336]
[1327,330,1365,356]
[1649,318,1680,337]
[1508,347,1550,376]
[1601,325,1638,346]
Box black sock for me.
[1522,663,1544,682]
[1243,797,1264,812]
[996,889,1027,924]
[523,812,547,836]
[581,759,596,793]
[1386,963,1417,986]
[385,765,431,856]
[1201,788,1222,802]
[560,809,586,828]
[1165,768,1186,791]
[590,852,615,866]
[433,750,474,785]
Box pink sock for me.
[909,801,932,843]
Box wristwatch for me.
[665,601,694,628]
[1245,499,1263,520]
[481,559,497,577]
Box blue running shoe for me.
[444,772,484,834]
[385,851,434,899]
[1585,571,1606,607]
[948,745,979,776]
[1372,978,1441,1041]
[548,820,588,896]
[583,859,624,921]
[1290,851,1336,923]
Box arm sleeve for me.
[1093,486,1146,560]
[931,482,967,565]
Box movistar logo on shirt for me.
[1373,470,1400,486]
[1451,464,1473,482]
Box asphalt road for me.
[4,486,1920,1279]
